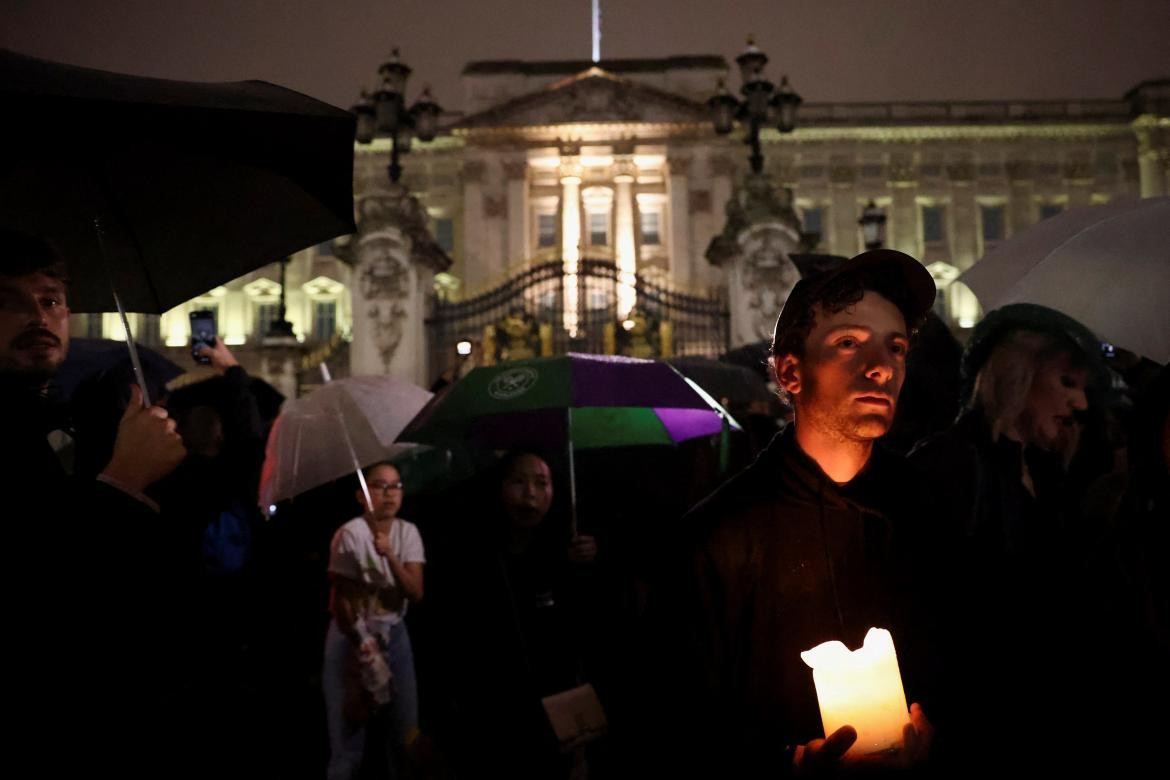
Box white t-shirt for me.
[328,516,426,624]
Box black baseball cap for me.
[771,249,936,351]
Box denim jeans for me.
[323,618,419,780]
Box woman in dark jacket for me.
[909,303,1126,774]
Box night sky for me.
[2,0,1167,112]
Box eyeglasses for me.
[368,480,404,494]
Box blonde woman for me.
[909,303,1112,774]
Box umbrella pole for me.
[320,363,373,512]
[567,407,578,538]
[93,216,151,407]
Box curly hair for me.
[769,268,922,361]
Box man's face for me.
[778,290,909,442]
[359,463,403,520]
[500,454,553,528]
[0,272,70,384]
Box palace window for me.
[1040,203,1064,221]
[980,205,1005,243]
[802,207,824,238]
[922,205,946,244]
[588,211,609,247]
[83,313,102,339]
[537,213,557,248]
[313,300,337,341]
[255,302,279,339]
[434,218,455,253]
[137,313,161,347]
[640,210,661,246]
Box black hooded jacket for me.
[643,426,934,777]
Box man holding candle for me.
[642,249,937,777]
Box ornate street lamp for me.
[351,48,443,184]
[264,255,296,341]
[859,199,888,250]
[708,37,803,173]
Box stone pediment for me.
[457,67,709,129]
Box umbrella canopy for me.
[0,48,356,313]
[668,355,773,406]
[960,197,1170,363]
[402,353,740,452]
[53,337,183,401]
[258,376,433,509]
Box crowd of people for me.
[3,227,1166,778]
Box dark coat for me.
[0,379,190,772]
[909,410,1147,774]
[643,426,933,778]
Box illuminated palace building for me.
[77,53,1169,393]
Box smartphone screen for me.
[190,310,217,364]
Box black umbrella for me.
[53,337,183,401]
[0,49,356,402]
[667,355,772,406]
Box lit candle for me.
[800,627,910,757]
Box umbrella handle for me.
[93,216,151,407]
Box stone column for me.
[559,161,583,337]
[667,154,693,287]
[503,157,529,266]
[887,154,919,257]
[347,182,452,386]
[948,159,978,270]
[1006,160,1035,237]
[613,157,637,319]
[1132,109,1170,197]
[460,159,487,291]
[829,157,859,257]
[1064,153,1094,209]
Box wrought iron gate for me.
[427,259,729,382]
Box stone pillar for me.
[706,172,803,347]
[1006,160,1035,237]
[829,157,859,257]
[1133,117,1170,197]
[348,183,452,386]
[613,157,637,319]
[887,154,919,257]
[667,154,693,287]
[948,159,978,270]
[503,157,529,266]
[460,159,487,291]
[559,162,583,337]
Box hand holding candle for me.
[800,627,914,759]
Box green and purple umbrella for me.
[400,353,740,532]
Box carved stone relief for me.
[709,154,737,177]
[689,190,712,214]
[668,156,693,176]
[462,160,487,184]
[356,231,410,373]
[736,223,802,343]
[704,171,804,346]
[483,194,507,219]
[501,159,527,180]
[1006,160,1034,181]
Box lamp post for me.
[708,38,802,173]
[859,199,888,250]
[352,48,443,184]
[264,256,297,340]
